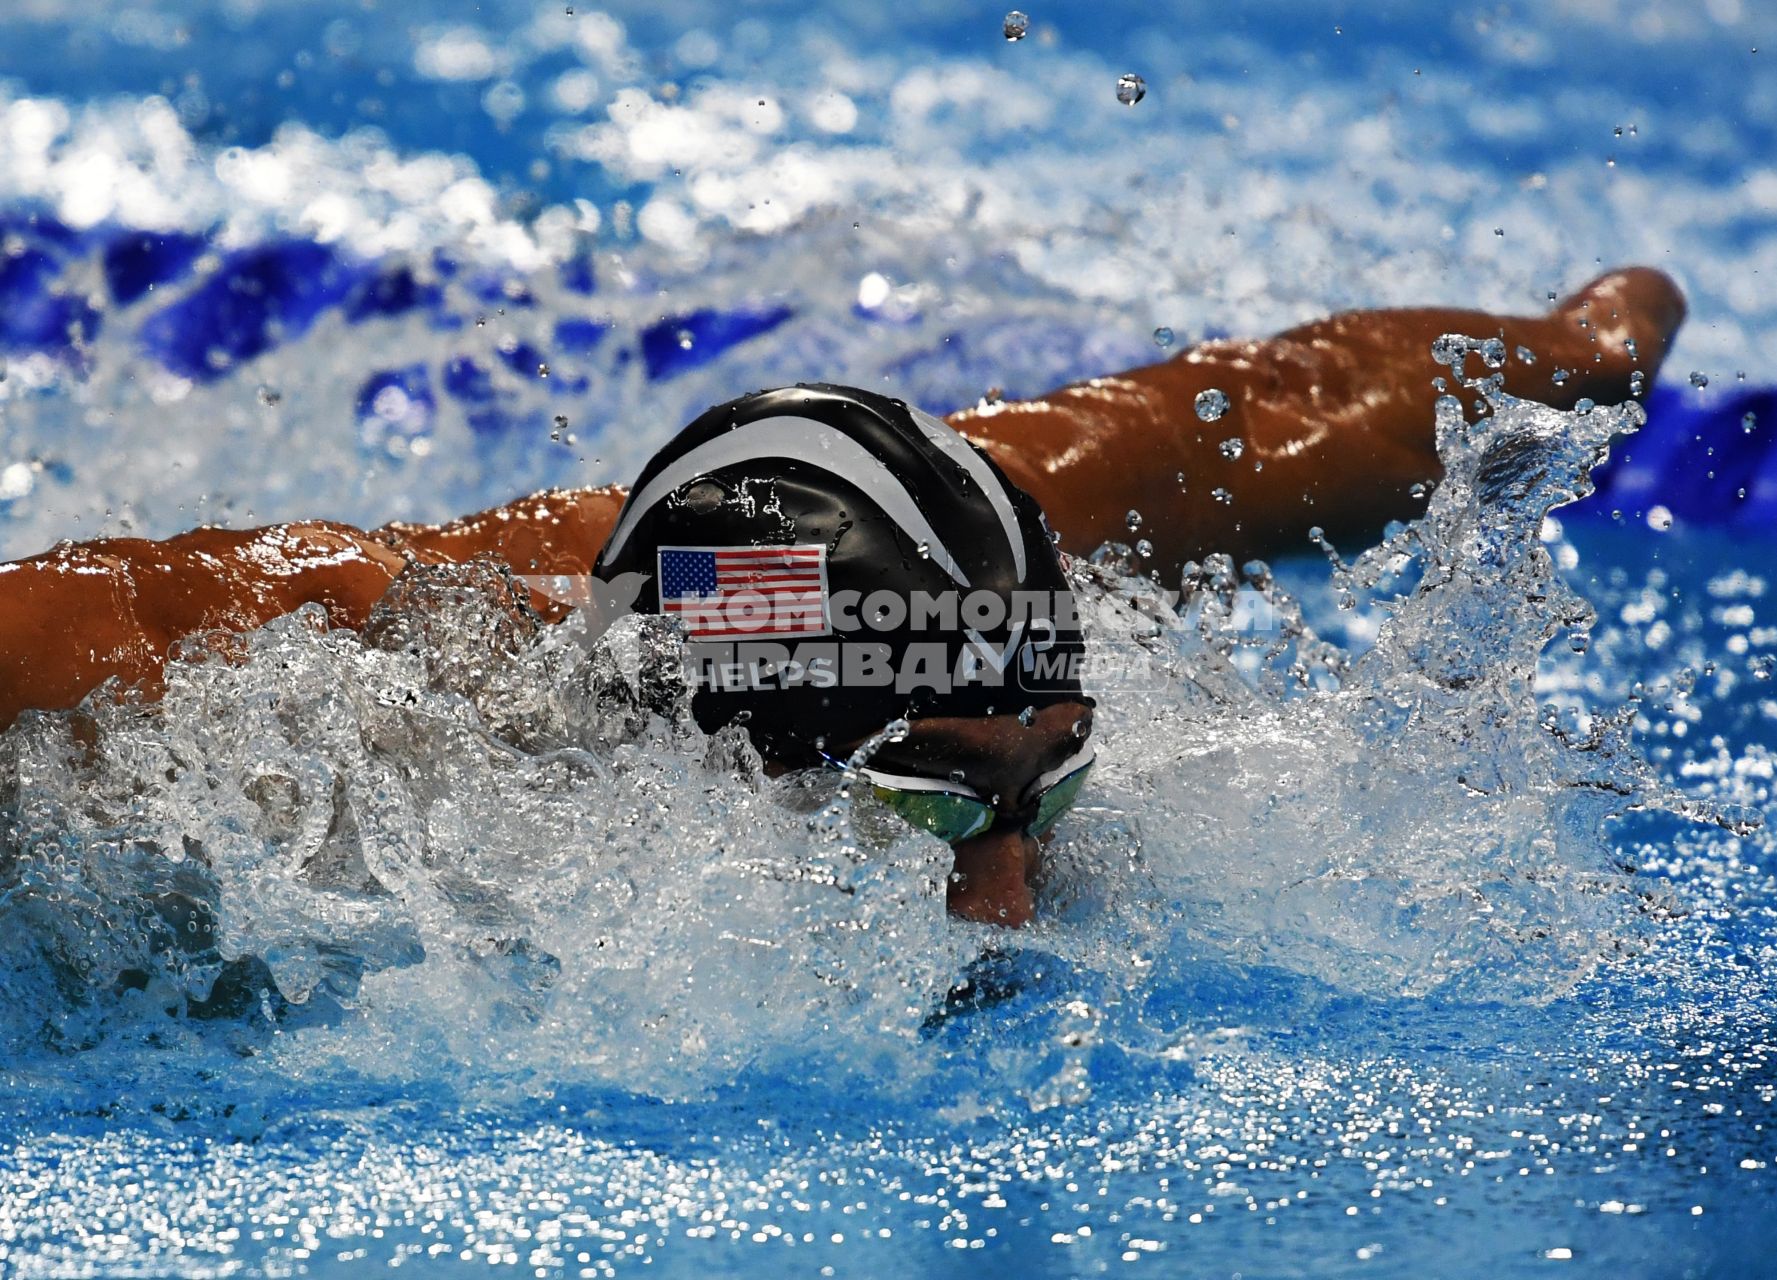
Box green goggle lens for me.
[1030,761,1093,835]
[864,759,1093,843]
[869,785,993,843]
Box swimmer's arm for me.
[0,487,630,730]
[0,523,409,731]
[950,267,1686,577]
[374,484,627,580]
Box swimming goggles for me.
[824,743,1096,844]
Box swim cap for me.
[594,384,1086,764]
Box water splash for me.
[0,332,1747,1107]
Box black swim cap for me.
[593,384,1086,764]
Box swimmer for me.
[0,267,1687,925]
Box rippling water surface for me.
[0,2,1773,1276]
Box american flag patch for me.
[657,545,831,639]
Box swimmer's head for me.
[594,384,1088,767]
[596,383,1094,925]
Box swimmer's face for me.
[834,700,1095,928]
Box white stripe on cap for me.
[908,405,1026,584]
[601,415,974,586]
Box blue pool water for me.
[0,2,1773,1276]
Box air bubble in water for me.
[1195,388,1230,421]
[1116,73,1146,106]
[1153,326,1174,349]
[1219,437,1245,460]
[1689,371,1709,389]
[1003,10,1029,40]
[1125,509,1143,532]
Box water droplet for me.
[1017,705,1036,726]
[1629,370,1645,395]
[1551,369,1570,386]
[1211,487,1233,504]
[1569,631,1592,654]
[1743,412,1758,434]
[537,363,550,378]
[916,541,930,558]
[1493,227,1505,238]
[949,768,968,784]
[1515,345,1536,365]
[1409,481,1428,499]
[1125,509,1143,532]
[1003,10,1029,40]
[1689,370,1709,389]
[1116,73,1147,106]
[1480,338,1507,369]
[1647,505,1674,532]
[1575,398,1595,414]
[257,385,282,407]
[677,329,695,350]
[1219,437,1246,460]
[1194,388,1230,421]
[1624,337,1639,360]
[1176,471,1187,491]
[1153,326,1174,349]
[1135,538,1154,558]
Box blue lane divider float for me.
[28,209,1766,523]
[1569,385,1777,527]
[139,241,366,382]
[101,230,208,307]
[639,305,794,382]
[0,210,102,356]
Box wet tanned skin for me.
[835,701,1095,927]
[0,268,1685,756]
[952,267,1687,579]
